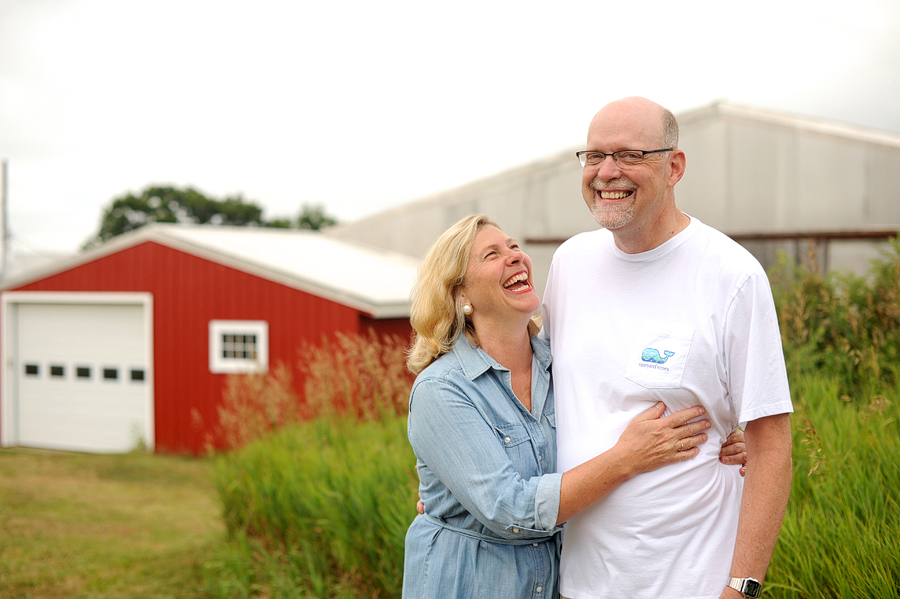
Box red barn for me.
[0,224,418,455]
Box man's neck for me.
[612,208,690,254]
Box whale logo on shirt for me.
[641,348,675,364]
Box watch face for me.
[744,580,762,596]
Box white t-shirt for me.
[541,217,792,599]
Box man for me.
[540,97,793,599]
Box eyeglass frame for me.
[576,148,673,169]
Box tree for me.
[296,204,338,230]
[86,186,265,248]
[86,186,340,249]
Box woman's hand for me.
[719,428,747,476]
[557,402,709,525]
[613,402,710,477]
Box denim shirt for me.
[403,336,562,599]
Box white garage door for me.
[5,294,154,453]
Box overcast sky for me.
[2,0,899,255]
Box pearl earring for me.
[462,304,473,315]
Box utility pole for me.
[0,159,7,280]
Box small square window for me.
[103,368,119,381]
[76,366,92,379]
[130,369,145,382]
[221,334,258,359]
[209,320,268,374]
[25,363,40,376]
[50,365,65,378]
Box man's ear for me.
[668,149,686,187]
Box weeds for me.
[299,331,413,421]
[212,331,413,452]
[215,364,302,451]
[769,237,900,398]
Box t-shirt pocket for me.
[624,325,695,389]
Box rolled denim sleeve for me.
[409,375,561,539]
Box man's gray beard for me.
[589,177,636,229]
[591,201,635,229]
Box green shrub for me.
[769,238,900,398]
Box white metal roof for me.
[1,224,420,319]
[678,100,900,149]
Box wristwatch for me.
[727,577,762,598]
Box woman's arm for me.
[720,428,747,476]
[409,378,561,539]
[411,380,712,534]
[556,402,710,525]
[416,422,746,515]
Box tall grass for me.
[298,331,413,421]
[206,332,416,598]
[767,375,900,598]
[765,240,900,597]
[215,364,302,451]
[212,331,413,452]
[207,416,416,599]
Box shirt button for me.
[538,454,543,461]
[505,437,511,443]
[537,587,543,593]
[513,528,520,533]
[532,543,538,547]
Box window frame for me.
[208,320,269,374]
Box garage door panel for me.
[13,300,152,453]
[19,304,146,365]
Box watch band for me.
[727,576,762,598]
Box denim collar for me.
[452,335,552,380]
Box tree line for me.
[85,185,338,249]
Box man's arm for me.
[720,413,792,598]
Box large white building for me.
[329,101,900,295]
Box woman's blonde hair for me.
[406,214,497,374]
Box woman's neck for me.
[472,317,534,372]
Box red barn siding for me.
[360,315,414,343]
[10,241,409,454]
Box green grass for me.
[766,376,900,598]
[208,416,418,599]
[0,448,223,599]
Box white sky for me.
[2,0,899,255]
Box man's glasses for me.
[576,148,672,169]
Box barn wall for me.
[359,316,412,343]
[11,241,368,454]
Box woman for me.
[402,215,744,598]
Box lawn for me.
[0,447,223,599]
